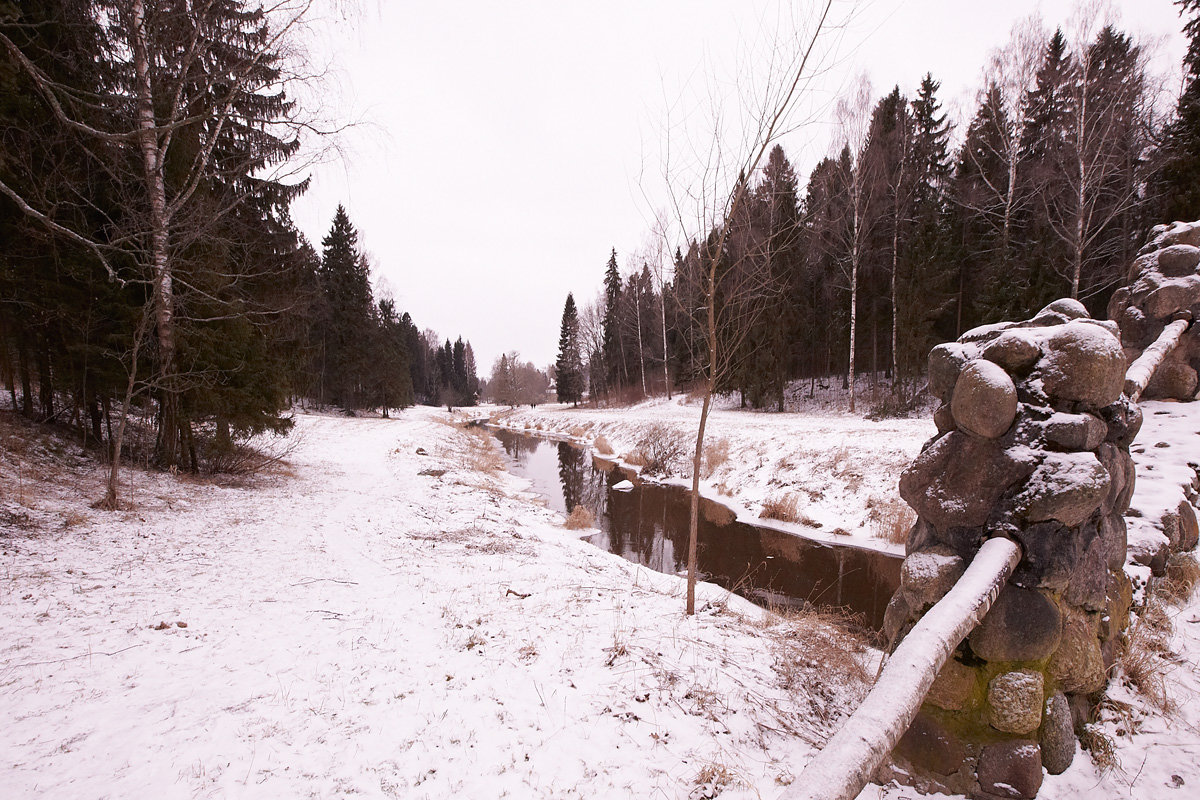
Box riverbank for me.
[477,395,936,555]
[3,401,1199,799]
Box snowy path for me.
[1,409,868,799]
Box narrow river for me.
[492,427,900,631]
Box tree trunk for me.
[660,293,671,400]
[130,0,179,467]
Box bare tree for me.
[659,0,843,615]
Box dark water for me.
[492,427,901,631]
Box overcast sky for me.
[289,0,1188,373]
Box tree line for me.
[558,10,1200,412]
[0,2,470,500]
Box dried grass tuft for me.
[568,426,588,438]
[623,449,648,468]
[702,437,731,478]
[692,763,738,799]
[593,435,613,455]
[1161,552,1200,605]
[760,494,801,523]
[1120,599,1176,713]
[1079,724,1118,773]
[868,496,916,544]
[564,504,595,530]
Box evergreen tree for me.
[601,249,624,396]
[1163,0,1200,220]
[554,293,583,405]
[318,206,375,411]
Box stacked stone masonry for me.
[1109,220,1200,401]
[886,298,1138,799]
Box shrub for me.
[631,425,687,477]
[564,505,595,530]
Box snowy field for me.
[2,400,1199,799]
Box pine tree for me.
[1163,0,1200,220]
[601,249,623,397]
[554,293,583,405]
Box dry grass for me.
[868,496,916,545]
[702,437,731,478]
[593,435,613,455]
[760,494,801,523]
[692,763,738,799]
[1160,552,1200,605]
[465,427,504,472]
[622,450,648,468]
[564,505,595,530]
[62,510,88,529]
[1117,557,1198,714]
[1079,724,1119,773]
[568,426,588,438]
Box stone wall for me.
[883,299,1137,799]
[1108,221,1200,401]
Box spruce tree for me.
[554,293,583,405]
[1164,0,1200,220]
[601,249,623,397]
[318,206,375,411]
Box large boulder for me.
[900,432,1038,532]
[970,586,1063,662]
[952,360,1019,438]
[1036,321,1126,407]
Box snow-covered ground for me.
[2,397,1198,800]
[477,396,936,555]
[1,407,872,799]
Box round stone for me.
[1144,359,1199,401]
[929,342,970,399]
[1038,321,1126,407]
[970,586,1063,662]
[988,670,1045,734]
[927,657,978,712]
[1144,278,1200,320]
[977,740,1044,800]
[951,360,1018,439]
[901,547,966,610]
[1039,298,1090,320]
[1157,244,1200,277]
[1015,451,1111,529]
[983,331,1042,372]
[1048,607,1106,694]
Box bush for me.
[564,505,595,530]
[630,425,687,477]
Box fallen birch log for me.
[1124,317,1191,403]
[780,536,1022,800]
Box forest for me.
[5,0,1200,484]
[556,11,1200,414]
[0,1,478,490]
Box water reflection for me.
[492,427,900,630]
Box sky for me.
[288,0,1189,373]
